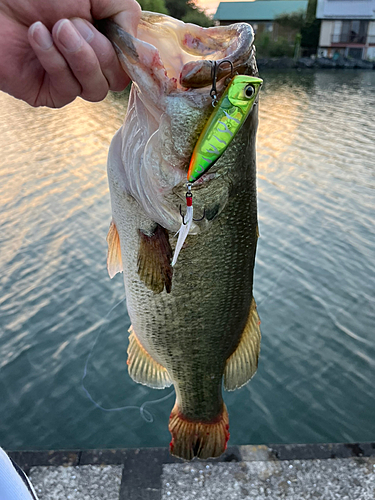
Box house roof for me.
[214,1,308,21]
[316,0,375,19]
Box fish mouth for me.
[97,13,256,104]
[99,14,257,232]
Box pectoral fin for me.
[224,298,261,391]
[127,326,172,389]
[137,224,173,294]
[107,220,123,279]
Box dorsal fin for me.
[137,224,173,294]
[224,298,261,391]
[107,220,123,279]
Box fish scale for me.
[110,111,258,426]
[102,12,261,460]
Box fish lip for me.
[179,25,256,89]
[98,13,256,95]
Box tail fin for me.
[168,404,229,460]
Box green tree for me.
[138,0,169,15]
[305,0,318,24]
[300,0,321,50]
[165,0,187,19]
[275,0,321,53]
[275,11,305,31]
[165,0,212,26]
[182,7,213,27]
[255,32,294,58]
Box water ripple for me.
[0,73,374,450]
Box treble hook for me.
[179,204,206,225]
[209,59,235,106]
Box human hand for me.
[0,0,141,107]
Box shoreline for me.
[8,441,375,471]
[257,56,375,70]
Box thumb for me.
[91,0,142,37]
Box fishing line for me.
[82,297,174,423]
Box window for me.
[335,20,368,43]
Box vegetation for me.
[256,0,321,58]
[181,6,213,28]
[300,0,321,53]
[255,33,294,58]
[137,0,169,15]
[276,11,305,32]
[138,0,213,27]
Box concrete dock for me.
[8,442,375,499]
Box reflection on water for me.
[0,71,374,450]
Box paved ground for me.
[8,443,375,500]
[29,465,123,500]
[161,458,375,500]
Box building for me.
[214,1,308,43]
[316,0,375,60]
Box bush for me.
[276,11,305,30]
[138,0,169,15]
[182,9,213,27]
[255,33,294,58]
[165,0,212,26]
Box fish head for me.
[98,13,258,233]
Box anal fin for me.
[107,220,123,279]
[224,298,261,391]
[137,224,173,294]
[127,326,172,389]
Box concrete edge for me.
[6,443,375,500]
[6,442,375,469]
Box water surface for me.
[0,70,374,451]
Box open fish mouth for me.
[98,13,257,232]
[98,12,256,94]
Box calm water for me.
[0,70,374,451]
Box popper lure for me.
[172,68,263,266]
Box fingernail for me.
[56,19,82,52]
[71,18,94,43]
[30,22,53,50]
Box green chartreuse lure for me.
[172,75,263,267]
[187,75,263,183]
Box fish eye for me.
[245,85,255,99]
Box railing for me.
[331,34,366,44]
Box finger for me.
[52,19,109,103]
[71,18,130,92]
[28,21,82,108]
[91,0,142,37]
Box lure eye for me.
[244,85,255,99]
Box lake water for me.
[0,70,374,451]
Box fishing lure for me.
[187,74,263,183]
[172,68,263,266]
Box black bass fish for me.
[99,12,261,460]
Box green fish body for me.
[101,12,261,460]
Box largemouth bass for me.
[99,12,261,460]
